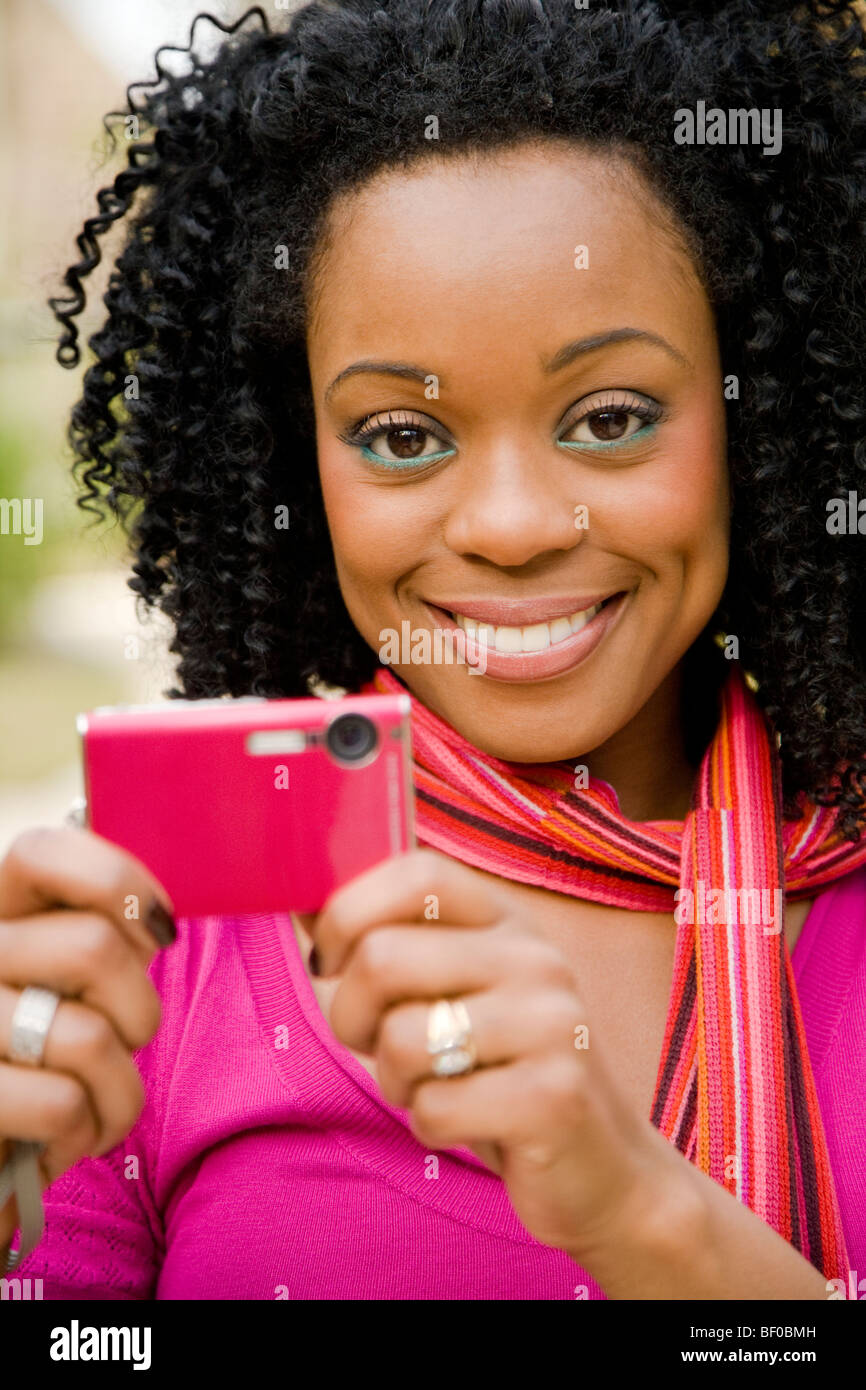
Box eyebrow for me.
[323,327,689,403]
[324,360,437,404]
[541,328,690,372]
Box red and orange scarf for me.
[367,663,864,1279]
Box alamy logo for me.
[673,101,783,156]
[49,1320,152,1371]
[0,1275,43,1299]
[378,621,487,674]
[674,879,783,935]
[826,1270,866,1300]
[826,491,866,534]
[0,497,43,545]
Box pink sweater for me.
[12,867,866,1299]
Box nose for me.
[442,439,585,568]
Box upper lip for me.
[425,593,622,626]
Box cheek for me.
[609,410,729,577]
[639,459,728,554]
[317,447,431,607]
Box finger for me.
[315,847,505,974]
[0,912,161,1051]
[402,1051,613,1163]
[0,1059,99,1157]
[373,988,583,1108]
[0,988,145,1156]
[0,1066,101,1247]
[293,910,317,938]
[0,826,175,962]
[330,922,575,1051]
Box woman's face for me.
[305,141,729,764]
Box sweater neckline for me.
[280,907,493,1173]
[233,906,603,1256]
[235,907,546,1248]
[237,907,494,1174]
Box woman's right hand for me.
[0,825,175,1248]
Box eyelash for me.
[337,392,664,472]
[558,390,663,451]
[336,409,455,472]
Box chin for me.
[476,736,584,764]
[394,664,621,761]
[431,701,604,766]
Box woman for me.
[1,0,865,1299]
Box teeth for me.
[570,608,594,634]
[549,616,572,644]
[495,625,523,653]
[521,622,551,652]
[450,603,603,653]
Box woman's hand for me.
[311,847,833,1298]
[308,846,669,1266]
[0,826,174,1249]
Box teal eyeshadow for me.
[358,418,657,467]
[360,444,456,468]
[555,422,658,453]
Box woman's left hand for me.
[308,847,673,1265]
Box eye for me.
[558,390,663,451]
[337,409,455,471]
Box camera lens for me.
[325,712,378,765]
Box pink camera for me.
[76,693,415,916]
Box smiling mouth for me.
[427,593,621,651]
[445,598,614,653]
[422,591,630,683]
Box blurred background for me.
[0,0,291,855]
[5,1,864,860]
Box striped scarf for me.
[366,663,865,1279]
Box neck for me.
[583,665,702,823]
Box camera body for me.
[76,692,415,917]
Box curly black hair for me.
[49,0,866,835]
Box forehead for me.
[305,141,711,378]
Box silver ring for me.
[426,998,477,1078]
[8,987,61,1067]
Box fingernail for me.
[145,899,177,946]
[308,946,321,977]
